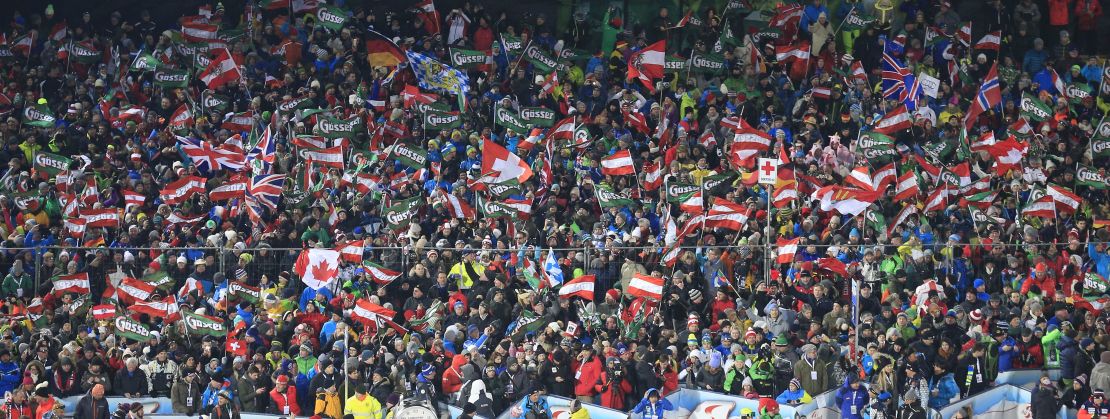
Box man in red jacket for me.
[269,375,300,416]
[441,354,469,399]
[572,348,603,403]
[594,358,632,410]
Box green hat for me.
[773,335,788,346]
[205,220,217,229]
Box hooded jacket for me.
[835,378,869,419]
[441,354,469,394]
[631,388,674,419]
[572,355,603,397]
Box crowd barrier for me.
[931,384,1066,419]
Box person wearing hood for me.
[835,375,869,419]
[632,388,673,419]
[1031,375,1060,419]
[775,378,812,406]
[442,353,469,398]
[1091,351,1110,393]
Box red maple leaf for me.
[310,259,338,282]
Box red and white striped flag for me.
[335,240,365,263]
[704,198,750,231]
[177,277,204,298]
[64,218,86,238]
[698,130,717,149]
[438,189,476,219]
[873,105,912,134]
[811,86,831,99]
[209,176,247,201]
[549,117,577,140]
[91,304,117,320]
[850,61,867,81]
[123,190,146,211]
[160,176,207,205]
[53,273,90,295]
[351,299,396,326]
[558,275,596,300]
[518,128,545,153]
[643,161,664,191]
[893,172,920,201]
[362,262,401,284]
[678,190,704,214]
[539,71,559,96]
[957,22,972,46]
[1047,184,1082,213]
[117,277,156,305]
[729,128,772,168]
[624,110,650,134]
[886,204,918,237]
[80,208,120,228]
[130,296,181,322]
[974,31,1001,51]
[198,48,241,89]
[775,42,811,63]
[627,273,664,300]
[776,237,800,264]
[1022,195,1056,218]
[181,22,219,43]
[303,146,345,168]
[601,150,635,176]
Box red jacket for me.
[593,371,632,410]
[1049,0,1074,25]
[1021,273,1057,300]
[269,387,300,416]
[441,354,469,394]
[710,298,736,325]
[1012,338,1045,369]
[572,356,603,397]
[1075,0,1103,30]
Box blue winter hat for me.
[973,278,985,289]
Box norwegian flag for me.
[601,150,636,176]
[351,299,397,326]
[549,117,577,140]
[248,174,286,210]
[628,40,666,90]
[210,175,247,201]
[643,161,664,191]
[81,208,120,228]
[122,190,146,212]
[53,273,90,295]
[182,22,219,43]
[91,304,116,320]
[130,296,181,322]
[160,176,207,205]
[539,71,559,96]
[893,171,920,201]
[974,31,1001,51]
[873,105,913,134]
[729,128,773,168]
[964,63,1001,130]
[198,48,241,89]
[558,275,596,300]
[957,22,972,46]
[117,277,156,305]
[624,110,650,134]
[776,237,800,264]
[335,240,365,263]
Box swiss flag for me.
[293,249,341,290]
[226,337,248,356]
[480,139,533,183]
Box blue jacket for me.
[519,396,550,418]
[835,380,869,419]
[0,360,20,396]
[997,337,1018,372]
[1090,243,1110,280]
[928,373,959,409]
[776,387,808,405]
[632,389,674,419]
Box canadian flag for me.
[335,240,365,263]
[160,176,207,205]
[351,299,397,326]
[776,237,800,264]
[974,31,1001,51]
[643,161,664,191]
[481,139,533,183]
[601,150,636,176]
[117,277,156,305]
[53,273,90,295]
[199,48,241,89]
[294,249,341,290]
[704,198,751,231]
[873,105,912,134]
[627,273,664,300]
[558,275,596,301]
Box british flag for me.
[248,174,285,210]
[176,136,217,173]
[246,124,275,166]
[881,48,910,100]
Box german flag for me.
[365,29,405,68]
[1094,220,1110,229]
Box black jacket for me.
[73,394,110,419]
[1031,386,1060,419]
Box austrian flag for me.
[776,237,800,264]
[198,48,241,89]
[558,275,595,301]
[601,150,636,176]
[52,273,90,295]
[160,176,207,205]
[627,273,664,300]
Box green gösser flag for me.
[522,44,558,73]
[390,143,429,170]
[449,47,487,69]
[1019,93,1052,122]
[423,109,462,131]
[141,271,175,293]
[114,316,152,342]
[33,151,72,176]
[595,184,634,208]
[500,33,523,55]
[519,107,556,127]
[23,103,56,128]
[315,115,362,139]
[665,182,700,203]
[229,282,261,303]
[182,311,228,337]
[316,6,349,31]
[1093,118,1110,157]
[153,68,190,88]
[1077,164,1107,189]
[690,52,726,74]
[856,132,898,160]
[494,104,528,133]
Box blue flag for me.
[405,50,470,100]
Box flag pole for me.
[344,328,350,401]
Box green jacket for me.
[295,355,317,376]
[1,273,33,298]
[1041,329,1062,368]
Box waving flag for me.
[293,249,341,290]
[812,186,881,216]
[1047,184,1082,213]
[974,31,1001,51]
[405,50,469,100]
[53,273,90,295]
[1022,195,1057,218]
[351,299,397,326]
[117,277,156,305]
[887,204,919,237]
[628,273,665,300]
[601,150,636,176]
[209,176,247,201]
[643,161,664,190]
[729,128,773,168]
[628,40,665,89]
[361,262,402,284]
[776,237,800,263]
[481,139,533,183]
[198,48,241,89]
[873,105,912,134]
[80,208,120,228]
[543,249,564,287]
[704,198,750,231]
[881,49,910,99]
[965,63,1001,130]
[160,176,206,205]
[335,240,365,263]
[559,275,596,300]
[413,0,441,34]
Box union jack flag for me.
[881,48,910,100]
[248,174,285,210]
[176,136,217,173]
[246,124,275,166]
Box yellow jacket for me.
[315,391,343,419]
[345,394,383,419]
[571,408,591,419]
[448,261,484,289]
